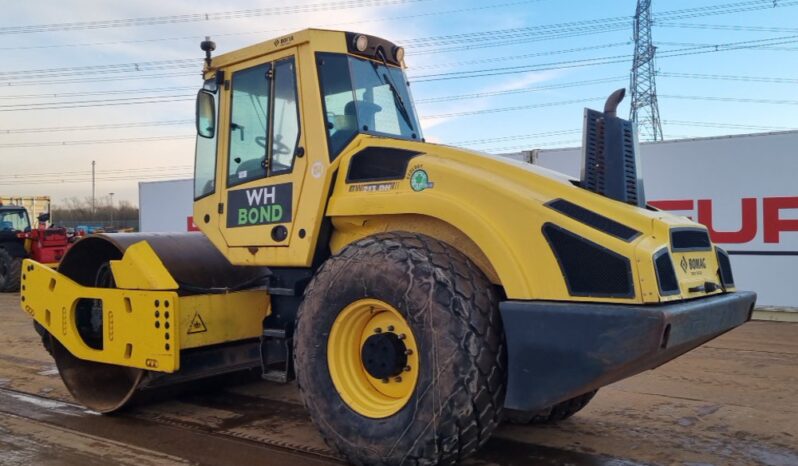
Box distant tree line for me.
[52,197,138,230]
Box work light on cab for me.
[354,34,368,52]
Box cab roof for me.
[206,29,401,72]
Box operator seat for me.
[329,100,382,154]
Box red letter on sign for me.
[187,216,200,232]
[697,198,757,244]
[763,196,798,243]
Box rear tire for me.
[0,248,21,292]
[503,390,598,424]
[295,232,506,465]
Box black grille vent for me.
[671,228,711,252]
[346,147,421,183]
[542,223,633,298]
[582,109,606,194]
[716,247,735,287]
[654,248,680,296]
[546,199,641,242]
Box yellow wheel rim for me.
[327,298,419,418]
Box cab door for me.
[219,53,305,249]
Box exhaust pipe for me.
[580,88,645,207]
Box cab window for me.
[317,53,421,160]
[228,63,270,187]
[271,58,300,174]
[0,210,30,231]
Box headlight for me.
[393,46,405,63]
[354,34,369,52]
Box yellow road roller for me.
[21,29,756,465]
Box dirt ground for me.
[0,291,796,465]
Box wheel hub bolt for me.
[404,366,411,372]
[405,349,413,355]
[381,378,389,384]
[374,327,382,334]
[398,334,406,340]
[387,325,395,332]
[394,376,402,383]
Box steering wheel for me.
[254,136,291,155]
[272,135,292,155]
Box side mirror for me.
[196,90,216,139]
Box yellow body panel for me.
[192,28,727,305]
[178,292,270,350]
[330,214,500,285]
[20,241,270,373]
[109,241,179,290]
[326,136,725,302]
[21,259,180,372]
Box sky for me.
[0,0,797,205]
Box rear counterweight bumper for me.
[500,291,756,411]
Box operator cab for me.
[192,29,424,265]
[0,206,31,233]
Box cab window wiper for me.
[371,51,415,132]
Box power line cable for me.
[0,95,194,112]
[660,95,798,105]
[0,173,195,185]
[448,129,581,146]
[662,120,798,131]
[5,34,796,111]
[421,97,605,119]
[482,138,582,153]
[412,42,630,70]
[657,40,798,51]
[1,71,195,87]
[2,120,193,134]
[0,0,429,35]
[658,22,798,33]
[0,0,546,51]
[6,0,794,76]
[0,86,196,100]
[411,34,798,82]
[4,165,193,179]
[658,72,798,84]
[416,76,626,104]
[0,135,193,149]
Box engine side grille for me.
[346,147,421,183]
[546,199,641,242]
[653,248,680,296]
[716,247,735,287]
[542,223,634,298]
[671,228,712,252]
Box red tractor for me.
[0,206,78,292]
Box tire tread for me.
[295,232,505,465]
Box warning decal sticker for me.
[188,312,208,334]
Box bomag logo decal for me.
[227,183,292,228]
[680,256,707,273]
[273,34,294,47]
